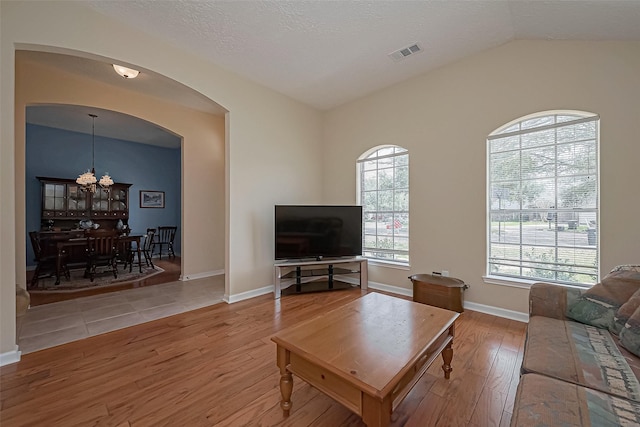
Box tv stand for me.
[273,257,368,299]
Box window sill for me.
[367,259,410,270]
[483,275,593,290]
[483,275,536,289]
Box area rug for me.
[31,265,164,292]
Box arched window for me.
[487,112,599,285]
[357,145,409,264]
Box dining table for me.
[54,234,144,285]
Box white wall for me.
[1,2,323,358]
[323,40,640,315]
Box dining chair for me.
[29,231,68,288]
[154,226,177,260]
[121,237,137,273]
[141,228,156,269]
[85,231,120,282]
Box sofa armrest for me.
[529,282,587,320]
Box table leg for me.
[128,242,134,273]
[55,247,64,285]
[441,340,454,379]
[136,241,143,273]
[274,266,282,299]
[277,345,293,416]
[360,259,368,291]
[362,393,392,427]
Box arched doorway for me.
[14,49,227,352]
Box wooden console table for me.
[271,292,459,426]
[273,257,368,299]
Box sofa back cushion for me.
[615,288,640,334]
[567,265,640,333]
[620,304,640,358]
[529,282,585,320]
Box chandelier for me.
[76,114,114,193]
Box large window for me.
[357,146,409,264]
[487,112,599,285]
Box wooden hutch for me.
[37,176,132,232]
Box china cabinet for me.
[38,177,131,230]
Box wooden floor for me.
[28,257,182,306]
[0,288,526,426]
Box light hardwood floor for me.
[1,288,526,426]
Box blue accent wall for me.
[26,124,181,265]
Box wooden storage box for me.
[409,274,468,313]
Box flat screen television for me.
[275,205,362,260]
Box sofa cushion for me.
[615,288,640,335]
[567,265,640,332]
[620,304,640,358]
[529,282,585,320]
[511,373,640,427]
[522,316,640,402]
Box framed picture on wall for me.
[140,190,165,208]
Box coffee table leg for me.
[362,394,392,427]
[441,340,453,379]
[277,346,293,416]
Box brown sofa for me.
[511,266,640,426]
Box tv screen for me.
[275,205,362,260]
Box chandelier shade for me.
[77,170,97,187]
[99,173,114,188]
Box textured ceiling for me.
[86,0,640,110]
[22,1,640,146]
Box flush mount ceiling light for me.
[112,64,140,79]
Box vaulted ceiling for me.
[23,1,640,145]
[87,0,640,110]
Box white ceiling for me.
[23,1,640,145]
[26,105,183,149]
[86,0,640,110]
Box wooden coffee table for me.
[271,292,459,427]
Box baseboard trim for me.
[464,301,529,323]
[364,280,529,322]
[224,278,529,323]
[334,277,414,298]
[225,285,273,304]
[0,346,21,366]
[180,269,224,281]
[367,280,413,298]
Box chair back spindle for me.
[154,226,177,260]
[142,228,156,268]
[85,233,119,282]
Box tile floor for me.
[17,275,225,354]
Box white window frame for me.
[357,145,409,266]
[486,111,600,287]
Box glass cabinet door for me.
[43,183,66,216]
[66,184,88,217]
[110,187,128,215]
[91,188,111,216]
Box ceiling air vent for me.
[388,43,423,62]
